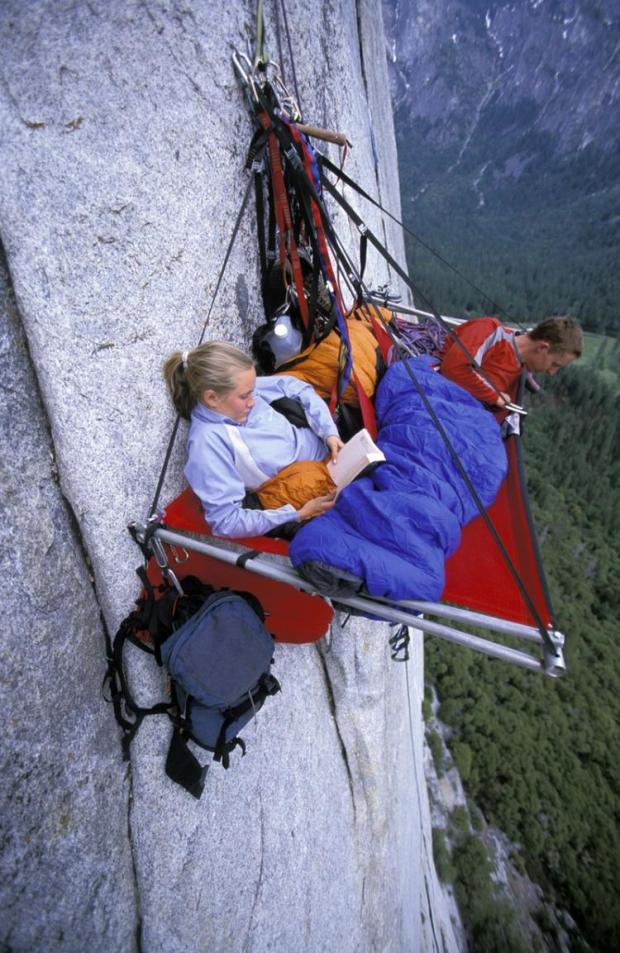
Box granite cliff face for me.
[0,2,459,951]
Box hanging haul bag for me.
[105,573,281,799]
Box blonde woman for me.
[164,341,342,539]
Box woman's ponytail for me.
[163,342,254,420]
[163,351,194,419]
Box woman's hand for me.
[297,492,337,522]
[326,435,344,463]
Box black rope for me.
[148,176,253,518]
[275,0,302,116]
[318,152,522,329]
[197,177,254,346]
[320,172,512,406]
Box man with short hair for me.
[439,315,583,409]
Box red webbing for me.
[365,304,394,363]
[288,122,377,436]
[259,113,309,331]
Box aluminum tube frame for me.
[387,599,562,647]
[368,299,522,337]
[366,297,462,326]
[146,525,565,676]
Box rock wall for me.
[0,2,459,951]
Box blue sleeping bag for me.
[289,356,508,602]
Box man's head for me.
[518,316,583,375]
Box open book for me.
[327,428,386,493]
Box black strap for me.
[318,152,520,329]
[165,726,209,799]
[270,395,310,428]
[320,174,509,407]
[254,167,268,282]
[389,624,410,662]
[226,674,281,721]
[359,231,368,288]
[213,735,246,771]
[104,608,171,757]
[236,549,260,569]
[212,674,281,768]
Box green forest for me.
[395,113,620,335]
[395,124,620,952]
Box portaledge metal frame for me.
[136,523,566,678]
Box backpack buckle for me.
[262,673,281,696]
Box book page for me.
[327,428,385,489]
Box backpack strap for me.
[104,601,171,758]
[212,673,281,768]
[165,725,209,799]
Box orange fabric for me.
[280,308,393,407]
[256,459,335,510]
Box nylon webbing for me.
[319,173,511,407]
[258,112,310,333]
[285,121,374,427]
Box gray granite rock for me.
[0,2,460,951]
[0,247,137,952]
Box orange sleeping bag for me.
[280,307,392,408]
[254,307,393,513]
[256,458,335,510]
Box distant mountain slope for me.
[386,0,619,154]
[383,0,620,331]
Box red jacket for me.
[440,317,522,405]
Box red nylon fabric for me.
[443,437,554,628]
[259,112,310,330]
[152,488,333,644]
[287,122,377,436]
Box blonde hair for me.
[163,341,254,420]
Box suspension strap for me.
[284,122,376,432]
[254,166,268,282]
[318,152,520,328]
[148,177,253,519]
[258,111,310,335]
[319,173,512,409]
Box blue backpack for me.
[106,573,281,799]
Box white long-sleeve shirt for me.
[185,375,338,538]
